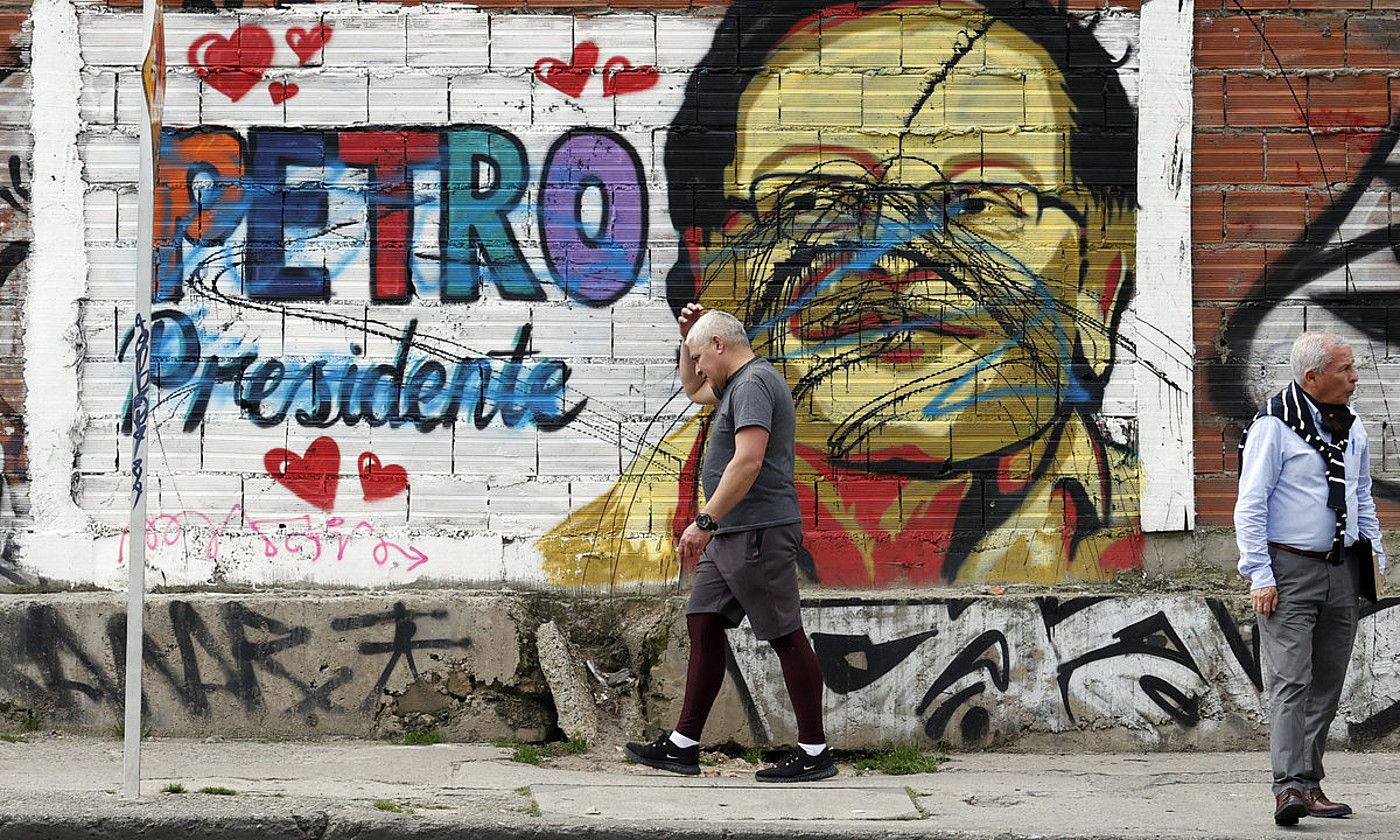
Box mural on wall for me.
[77,1,1142,588]
[542,0,1143,588]
[728,595,1400,749]
[10,592,1400,749]
[0,595,529,736]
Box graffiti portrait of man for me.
[541,0,1142,588]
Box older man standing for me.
[1235,332,1386,826]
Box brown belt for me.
[1268,541,1333,561]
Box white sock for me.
[798,742,826,756]
[669,730,699,749]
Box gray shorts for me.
[686,522,803,641]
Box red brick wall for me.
[1193,2,1398,526]
[0,2,29,541]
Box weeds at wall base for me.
[849,744,949,775]
[111,723,152,740]
[395,728,444,746]
[494,735,588,764]
[513,786,542,817]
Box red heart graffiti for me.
[534,41,599,99]
[188,25,275,103]
[358,452,409,502]
[265,437,340,513]
[601,56,659,97]
[269,81,299,104]
[287,23,333,65]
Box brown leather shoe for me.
[1274,788,1308,826]
[1305,788,1352,818]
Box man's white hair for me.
[685,309,750,349]
[1291,332,1349,384]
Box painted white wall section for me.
[1134,0,1196,532]
[27,0,92,559]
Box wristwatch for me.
[695,513,718,532]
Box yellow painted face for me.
[698,6,1131,468]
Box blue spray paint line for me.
[739,193,1088,417]
[927,227,1089,414]
[745,204,953,341]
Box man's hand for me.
[677,521,713,565]
[1252,586,1279,616]
[678,302,705,339]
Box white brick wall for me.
[367,72,449,124]
[321,14,407,68]
[61,6,1155,592]
[407,12,488,69]
[72,8,697,586]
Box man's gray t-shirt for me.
[701,357,801,535]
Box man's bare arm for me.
[675,424,768,564]
[700,425,768,522]
[677,302,718,405]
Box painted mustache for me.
[778,250,990,345]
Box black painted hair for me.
[663,0,1137,314]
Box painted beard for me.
[701,178,1082,465]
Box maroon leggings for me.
[674,612,826,744]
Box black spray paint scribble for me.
[331,601,472,709]
[734,597,1400,747]
[1209,118,1400,494]
[916,629,1010,743]
[0,601,484,721]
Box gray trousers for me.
[1257,546,1360,797]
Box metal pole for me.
[123,0,163,802]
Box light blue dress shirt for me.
[1235,396,1387,590]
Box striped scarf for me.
[1239,381,1349,562]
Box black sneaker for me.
[755,746,838,782]
[623,733,700,776]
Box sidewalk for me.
[3,736,1398,839]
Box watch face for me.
[696,513,716,530]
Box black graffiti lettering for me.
[222,602,337,714]
[1349,699,1400,747]
[331,601,471,708]
[1056,612,1202,724]
[0,240,28,288]
[1207,598,1262,692]
[1360,596,1400,621]
[1138,675,1201,727]
[915,630,1010,743]
[811,630,939,694]
[945,598,976,621]
[11,605,121,713]
[168,601,249,715]
[107,612,188,718]
[1209,119,1400,500]
[1038,596,1113,635]
[0,153,27,211]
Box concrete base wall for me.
[4,589,1400,751]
